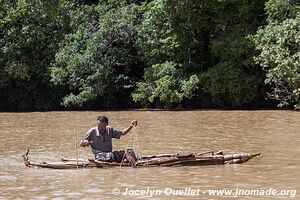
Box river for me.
[0,110,299,199]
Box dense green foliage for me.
[51,1,143,108]
[252,0,300,109]
[133,0,265,108]
[0,0,299,110]
[0,0,70,110]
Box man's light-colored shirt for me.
[83,126,122,155]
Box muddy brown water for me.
[0,110,299,199]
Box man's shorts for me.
[94,150,137,166]
[95,152,115,162]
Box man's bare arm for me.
[121,120,137,136]
[80,139,92,147]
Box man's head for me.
[97,116,108,132]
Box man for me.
[80,115,137,162]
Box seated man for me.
[80,115,137,162]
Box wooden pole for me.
[74,126,78,169]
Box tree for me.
[132,61,199,107]
[200,62,257,107]
[133,0,265,108]
[51,1,142,108]
[252,0,300,109]
[0,0,70,110]
[133,0,200,108]
[205,0,266,108]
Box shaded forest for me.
[0,0,299,111]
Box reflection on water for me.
[0,111,299,199]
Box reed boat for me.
[22,149,260,169]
